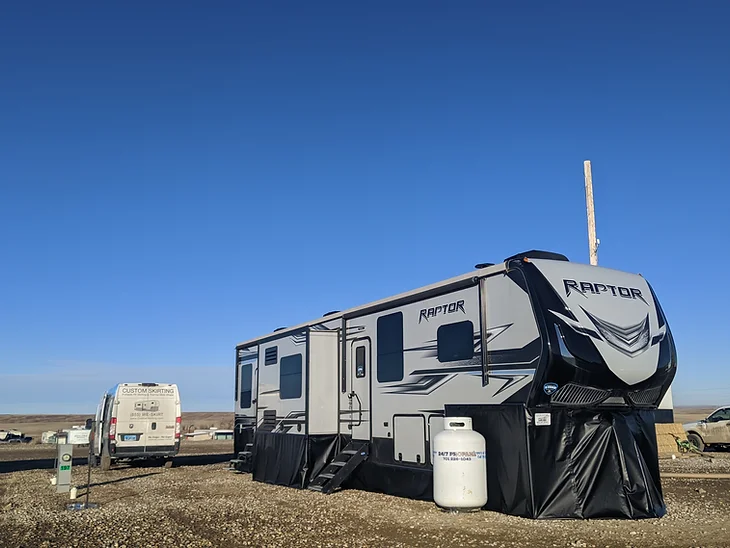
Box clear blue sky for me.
[1,1,728,413]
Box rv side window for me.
[377,312,404,383]
[280,354,303,399]
[437,320,474,362]
[356,346,366,378]
[240,363,253,408]
[265,346,278,366]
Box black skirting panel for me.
[444,404,533,517]
[654,408,674,424]
[247,405,665,520]
[446,404,666,519]
[251,431,347,489]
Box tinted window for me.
[280,354,302,399]
[240,364,252,408]
[265,346,278,366]
[377,312,403,382]
[709,408,730,422]
[437,321,474,362]
[356,346,366,378]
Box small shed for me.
[213,430,233,440]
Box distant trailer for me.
[232,250,677,519]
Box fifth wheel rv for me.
[93,383,181,470]
[232,250,677,519]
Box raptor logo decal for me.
[563,279,648,305]
[418,300,465,323]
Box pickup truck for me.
[0,430,33,443]
[683,407,730,452]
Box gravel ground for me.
[659,450,730,474]
[1,444,729,547]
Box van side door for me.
[94,394,107,456]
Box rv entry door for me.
[237,356,258,432]
[348,338,371,441]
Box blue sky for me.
[1,1,728,413]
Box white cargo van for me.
[92,383,181,470]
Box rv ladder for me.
[307,441,369,495]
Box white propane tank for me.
[432,416,487,512]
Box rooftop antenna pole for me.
[584,160,599,265]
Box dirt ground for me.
[1,437,730,548]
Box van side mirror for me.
[85,418,93,429]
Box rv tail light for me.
[175,416,181,439]
[109,417,117,439]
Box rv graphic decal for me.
[237,348,257,361]
[290,332,307,346]
[563,279,648,304]
[260,411,307,434]
[384,326,540,396]
[582,309,652,357]
[418,300,465,323]
[551,308,665,358]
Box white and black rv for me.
[233,251,677,519]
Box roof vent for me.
[504,250,569,263]
[474,262,495,269]
[323,310,340,316]
[273,327,287,332]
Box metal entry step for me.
[307,441,369,495]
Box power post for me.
[584,160,599,265]
[62,420,99,511]
[55,434,73,494]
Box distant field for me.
[673,406,718,424]
[0,407,720,440]
[0,412,233,439]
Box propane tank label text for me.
[434,450,486,461]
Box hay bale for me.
[655,423,687,455]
